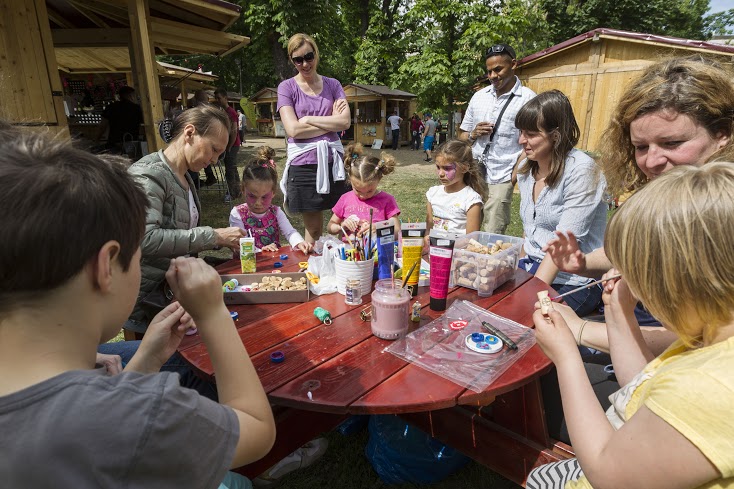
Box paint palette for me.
[465,333,503,354]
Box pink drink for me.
[371,279,411,340]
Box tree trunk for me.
[268,31,294,82]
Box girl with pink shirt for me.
[327,142,401,238]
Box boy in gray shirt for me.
[0,126,275,488]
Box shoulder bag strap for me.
[488,92,516,143]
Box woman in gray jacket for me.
[126,105,244,333]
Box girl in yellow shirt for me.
[528,162,734,489]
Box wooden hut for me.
[158,62,218,108]
[1,0,248,152]
[515,28,734,152]
[60,63,218,144]
[342,84,417,147]
[250,88,283,137]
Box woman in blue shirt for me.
[515,90,607,316]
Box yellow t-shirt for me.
[568,336,734,489]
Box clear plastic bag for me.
[307,238,346,295]
[386,300,536,392]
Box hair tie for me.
[158,119,173,143]
[261,158,276,169]
[351,153,359,160]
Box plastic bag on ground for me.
[365,414,469,484]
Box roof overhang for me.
[49,0,249,73]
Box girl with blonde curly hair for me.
[327,142,400,238]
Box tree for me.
[541,0,713,44]
[704,8,734,37]
[392,0,551,134]
[353,0,412,85]
[159,0,358,99]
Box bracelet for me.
[468,130,476,142]
[576,320,589,346]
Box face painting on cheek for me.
[246,191,274,208]
[438,163,456,181]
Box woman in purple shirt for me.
[277,33,351,245]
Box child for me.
[327,142,401,238]
[425,139,488,240]
[0,127,275,487]
[230,146,312,254]
[527,162,734,489]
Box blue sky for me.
[708,0,732,14]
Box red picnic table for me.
[177,249,574,486]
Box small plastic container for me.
[345,278,363,305]
[449,232,523,297]
[370,279,411,340]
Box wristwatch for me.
[468,130,476,142]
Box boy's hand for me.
[96,353,123,375]
[261,243,279,252]
[166,257,224,321]
[124,301,190,374]
[295,241,312,254]
[532,308,578,365]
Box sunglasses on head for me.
[486,44,515,58]
[292,51,315,65]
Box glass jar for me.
[370,279,411,340]
[345,278,362,305]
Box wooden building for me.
[1,0,248,152]
[61,62,218,144]
[515,28,734,152]
[250,87,282,137]
[158,62,219,107]
[342,84,417,147]
[249,83,417,144]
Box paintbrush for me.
[481,321,518,350]
[401,260,419,289]
[367,208,373,259]
[551,274,622,301]
[340,225,355,248]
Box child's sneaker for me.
[252,438,328,487]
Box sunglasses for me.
[486,44,515,59]
[292,51,315,65]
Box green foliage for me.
[541,0,713,44]
[354,0,412,85]
[392,0,551,116]
[158,0,723,113]
[704,8,734,36]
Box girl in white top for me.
[425,140,488,240]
